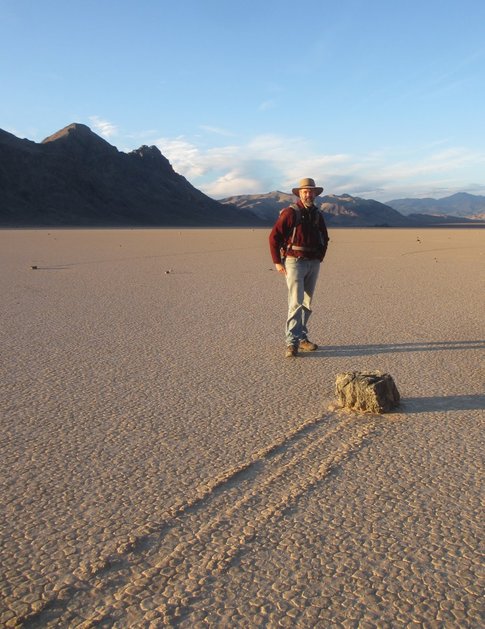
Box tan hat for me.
[292,177,323,197]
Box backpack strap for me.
[287,204,301,251]
[278,204,300,258]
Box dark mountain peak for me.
[130,144,162,158]
[42,122,93,143]
[128,144,175,176]
[42,122,118,155]
[0,124,262,227]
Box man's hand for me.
[275,263,286,275]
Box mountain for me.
[221,191,294,222]
[387,193,485,218]
[319,194,411,227]
[2,125,483,228]
[0,124,263,227]
[221,191,413,227]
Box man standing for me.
[269,178,330,358]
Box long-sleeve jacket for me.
[268,201,330,264]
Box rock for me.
[335,371,400,413]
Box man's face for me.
[299,188,316,206]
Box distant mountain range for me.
[221,192,484,227]
[221,192,411,227]
[1,124,484,227]
[386,193,485,220]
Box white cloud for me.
[89,116,118,138]
[145,130,485,201]
[203,172,264,198]
[154,136,227,179]
[354,147,485,199]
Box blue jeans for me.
[284,257,320,346]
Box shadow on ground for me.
[313,340,485,357]
[399,394,485,414]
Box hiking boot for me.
[285,345,298,358]
[299,339,318,352]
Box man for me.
[269,178,330,358]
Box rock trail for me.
[25,411,376,627]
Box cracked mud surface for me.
[1,228,484,627]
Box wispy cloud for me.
[151,131,485,201]
[258,100,276,111]
[199,125,235,137]
[89,116,118,138]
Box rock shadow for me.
[399,394,485,414]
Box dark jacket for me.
[269,201,330,264]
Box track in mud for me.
[24,411,376,627]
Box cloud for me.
[358,147,485,199]
[203,172,264,197]
[258,100,276,111]
[149,131,485,201]
[89,116,118,138]
[154,136,225,179]
[199,125,235,137]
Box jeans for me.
[284,257,320,346]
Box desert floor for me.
[1,227,484,628]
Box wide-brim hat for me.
[292,177,323,196]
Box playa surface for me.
[1,227,484,627]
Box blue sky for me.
[1,0,484,201]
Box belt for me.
[290,245,318,252]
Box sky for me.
[1,0,485,201]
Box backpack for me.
[280,203,323,259]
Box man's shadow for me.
[314,339,485,357]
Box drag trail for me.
[24,410,377,627]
